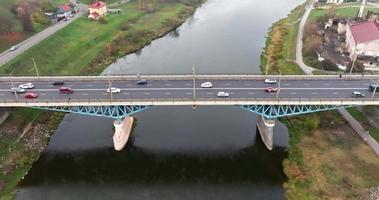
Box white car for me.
[107,87,121,93]
[19,83,34,89]
[201,82,213,88]
[217,91,229,97]
[9,46,18,51]
[264,78,277,84]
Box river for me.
[16,0,304,199]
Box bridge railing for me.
[0,97,378,106]
[0,74,379,81]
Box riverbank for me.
[261,3,379,200]
[0,1,204,199]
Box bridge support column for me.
[256,116,275,150]
[113,117,134,151]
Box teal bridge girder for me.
[34,104,351,119]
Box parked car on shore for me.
[9,46,18,51]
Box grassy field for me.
[0,0,196,75]
[260,3,305,75]
[283,112,379,199]
[309,6,379,21]
[347,107,379,142]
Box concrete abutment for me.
[256,116,275,150]
[113,117,134,151]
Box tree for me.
[326,6,336,19]
[0,15,15,38]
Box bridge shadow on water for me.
[20,133,287,186]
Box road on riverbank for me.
[0,2,87,67]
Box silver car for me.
[10,87,26,94]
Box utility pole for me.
[349,50,357,76]
[192,64,196,110]
[139,0,145,10]
[276,70,281,99]
[9,71,18,100]
[33,58,39,77]
[108,73,113,101]
[371,78,379,99]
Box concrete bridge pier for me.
[113,117,134,151]
[256,116,275,150]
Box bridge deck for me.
[1,75,379,106]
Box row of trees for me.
[0,0,54,38]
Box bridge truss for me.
[34,104,351,119]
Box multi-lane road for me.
[0,75,379,106]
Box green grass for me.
[347,107,379,142]
[261,3,305,75]
[309,6,379,21]
[0,1,192,75]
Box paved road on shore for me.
[0,2,87,67]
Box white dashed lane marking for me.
[291,92,297,95]
[144,92,151,95]
[312,92,318,95]
[333,92,339,95]
[82,93,88,96]
[165,92,171,95]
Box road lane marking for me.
[165,83,172,86]
[312,92,318,95]
[304,83,310,86]
[185,83,191,86]
[123,93,129,95]
[244,83,251,86]
[186,92,192,95]
[207,92,213,95]
[249,92,255,95]
[87,84,93,87]
[343,83,349,86]
[291,92,297,95]
[82,93,88,95]
[284,83,291,86]
[41,93,46,96]
[323,83,330,86]
[225,83,231,86]
[165,92,171,95]
[144,92,151,95]
[333,92,339,95]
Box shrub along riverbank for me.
[0,0,204,199]
[261,3,379,200]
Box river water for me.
[16,0,303,199]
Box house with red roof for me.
[57,4,72,18]
[88,1,107,20]
[346,20,379,59]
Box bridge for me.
[1,74,379,150]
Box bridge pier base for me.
[256,116,275,150]
[113,117,134,151]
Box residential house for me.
[56,4,72,18]
[88,1,107,20]
[345,20,379,69]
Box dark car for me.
[52,81,64,86]
[24,92,38,99]
[265,87,278,93]
[59,87,74,94]
[136,79,148,85]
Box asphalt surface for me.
[0,79,378,101]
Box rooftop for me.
[90,1,106,9]
[349,21,379,44]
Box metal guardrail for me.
[1,74,379,82]
[1,97,379,106]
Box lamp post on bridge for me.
[9,71,18,100]
[371,78,379,99]
[32,58,40,78]
[276,69,282,99]
[192,64,196,110]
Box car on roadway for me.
[59,87,74,94]
[19,83,34,89]
[216,91,229,97]
[24,92,38,99]
[52,81,64,86]
[200,82,213,88]
[352,91,365,98]
[107,87,121,94]
[136,79,148,85]
[265,87,278,93]
[264,78,277,84]
[10,87,26,94]
[9,45,18,51]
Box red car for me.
[265,87,278,93]
[24,92,38,99]
[59,87,74,94]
